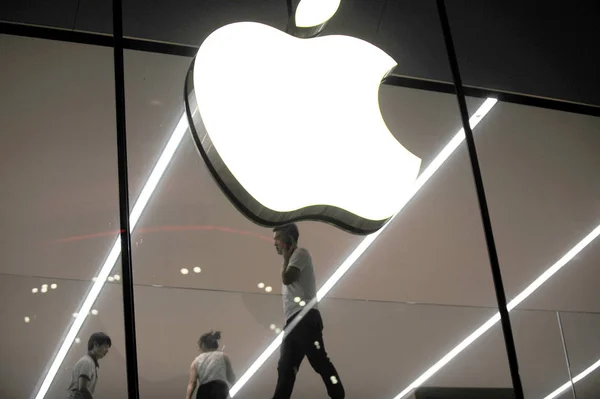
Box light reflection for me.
[90,309,98,316]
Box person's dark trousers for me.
[272,309,345,399]
[196,380,229,399]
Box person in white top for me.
[185,330,236,399]
[271,223,345,399]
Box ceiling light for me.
[275,328,282,334]
[269,324,276,330]
[294,296,301,303]
[41,284,48,289]
[90,309,98,316]
[180,268,189,275]
[32,288,38,294]
[543,357,600,399]
[24,316,30,323]
[74,338,81,344]
[50,283,57,289]
[393,222,600,399]
[193,266,202,273]
[113,274,121,281]
[92,277,97,282]
[33,113,189,399]
[228,99,498,397]
[265,286,273,293]
[40,286,48,293]
[299,300,306,307]
[107,276,114,282]
[257,282,265,289]
[72,313,78,318]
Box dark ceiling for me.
[1,0,599,106]
[1,1,600,399]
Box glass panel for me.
[559,311,600,398]
[466,83,600,395]
[0,34,126,398]
[122,19,519,399]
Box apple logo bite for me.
[185,0,422,235]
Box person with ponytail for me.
[185,330,236,399]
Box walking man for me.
[271,223,345,399]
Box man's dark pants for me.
[272,309,345,399]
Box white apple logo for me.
[185,0,421,235]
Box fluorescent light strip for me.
[543,357,600,399]
[34,113,189,399]
[393,226,600,399]
[229,98,499,397]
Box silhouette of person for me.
[271,223,345,399]
[186,330,236,399]
[67,332,111,399]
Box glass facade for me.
[1,1,599,399]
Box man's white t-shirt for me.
[282,247,318,321]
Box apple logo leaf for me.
[185,2,422,235]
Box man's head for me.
[273,223,300,255]
[88,332,111,359]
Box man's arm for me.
[281,248,306,285]
[185,362,197,399]
[77,377,93,399]
[224,354,237,385]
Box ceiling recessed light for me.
[299,300,306,307]
[180,268,189,275]
[50,283,57,290]
[294,297,301,303]
[41,284,48,289]
[113,274,121,281]
[257,282,265,289]
[40,287,48,293]
[269,324,276,330]
[107,276,114,282]
[265,286,273,293]
[91,309,98,316]
[74,338,81,344]
[275,328,281,334]
[24,316,31,323]
[32,288,39,294]
[193,267,202,273]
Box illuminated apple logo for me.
[185,0,421,235]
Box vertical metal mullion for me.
[112,0,140,398]
[557,312,578,399]
[435,1,525,398]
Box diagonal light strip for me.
[229,98,499,397]
[34,113,190,399]
[393,226,600,399]
[543,357,600,399]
